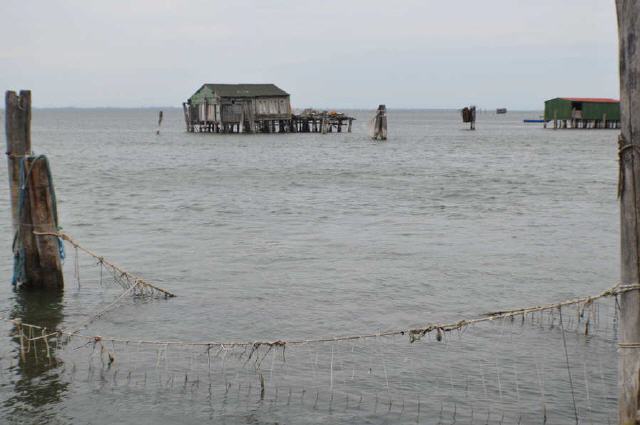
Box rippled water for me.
[0,109,620,423]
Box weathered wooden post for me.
[182,102,190,132]
[5,90,64,290]
[6,91,31,234]
[461,105,475,131]
[321,113,328,135]
[370,105,388,140]
[156,110,163,135]
[617,1,640,423]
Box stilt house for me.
[183,84,292,133]
[544,97,620,129]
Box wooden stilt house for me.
[543,97,620,129]
[182,83,355,134]
[183,84,292,133]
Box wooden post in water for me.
[5,91,31,234]
[617,1,640,423]
[370,105,388,140]
[20,156,64,289]
[182,103,190,132]
[156,110,163,135]
[470,106,476,130]
[5,90,64,290]
[461,105,475,131]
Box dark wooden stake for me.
[5,91,32,233]
[20,157,64,289]
[371,105,387,140]
[617,1,640,423]
[5,90,63,290]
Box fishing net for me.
[0,235,622,424]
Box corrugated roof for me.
[560,97,619,103]
[204,84,289,98]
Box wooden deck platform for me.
[185,108,354,134]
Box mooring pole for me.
[5,90,64,290]
[5,91,32,234]
[470,106,476,131]
[617,1,640,423]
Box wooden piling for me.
[617,1,640,423]
[370,105,388,140]
[5,91,32,234]
[5,91,64,290]
[470,106,476,130]
[182,103,191,132]
[461,106,475,131]
[20,157,64,289]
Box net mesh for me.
[0,236,622,424]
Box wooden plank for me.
[617,1,640,423]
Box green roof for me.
[203,84,289,98]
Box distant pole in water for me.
[461,106,476,130]
[156,110,163,135]
[369,105,387,140]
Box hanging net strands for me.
[2,282,637,350]
[33,230,175,298]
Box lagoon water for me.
[0,109,621,423]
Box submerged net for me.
[0,234,624,423]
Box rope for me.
[3,282,638,350]
[617,136,640,199]
[618,342,640,349]
[27,281,145,343]
[559,307,579,425]
[68,281,141,332]
[33,231,175,298]
[5,152,30,158]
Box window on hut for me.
[571,102,583,119]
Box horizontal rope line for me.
[3,282,636,349]
[618,342,640,349]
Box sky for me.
[0,0,620,109]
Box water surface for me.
[0,109,620,423]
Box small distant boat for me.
[523,119,545,123]
[496,108,507,114]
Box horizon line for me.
[0,106,545,112]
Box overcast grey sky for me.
[1,0,619,109]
